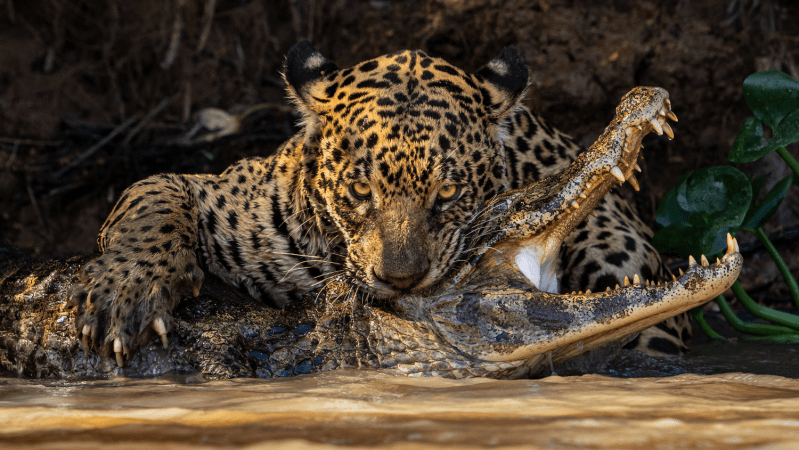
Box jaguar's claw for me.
[81,324,91,351]
[114,337,124,367]
[153,317,169,349]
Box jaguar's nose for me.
[373,262,430,291]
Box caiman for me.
[0,83,742,379]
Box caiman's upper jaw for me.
[463,87,678,292]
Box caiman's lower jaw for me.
[498,234,744,365]
[409,235,743,378]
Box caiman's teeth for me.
[662,122,674,139]
[634,163,642,172]
[666,110,678,122]
[672,274,677,281]
[628,175,640,191]
[586,289,591,294]
[624,276,631,286]
[716,257,721,265]
[726,233,735,256]
[665,98,672,111]
[579,192,587,199]
[611,166,625,182]
[606,287,611,292]
[571,201,580,209]
[650,119,663,135]
[688,255,697,266]
[590,211,599,218]
[633,274,640,285]
[625,127,633,137]
[636,125,642,131]
[701,254,709,266]
[615,284,620,289]
[678,268,685,276]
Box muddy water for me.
[2,343,799,450]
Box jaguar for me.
[70,41,697,368]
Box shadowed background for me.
[0,0,797,306]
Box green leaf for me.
[729,117,768,163]
[743,71,799,128]
[655,172,690,228]
[773,107,799,148]
[742,175,793,229]
[749,174,767,209]
[653,166,752,257]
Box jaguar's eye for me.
[437,184,461,201]
[350,182,372,200]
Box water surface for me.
[2,341,799,449]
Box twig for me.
[54,116,138,178]
[162,0,185,69]
[196,0,217,53]
[26,176,48,234]
[122,98,170,147]
[0,137,63,146]
[5,141,18,169]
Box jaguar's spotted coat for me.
[69,42,688,366]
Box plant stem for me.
[753,226,799,309]
[776,146,799,179]
[715,293,796,336]
[731,281,799,330]
[690,305,724,339]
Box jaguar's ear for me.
[284,41,339,127]
[475,47,529,120]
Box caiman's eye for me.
[437,184,462,201]
[350,182,372,200]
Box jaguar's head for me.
[284,41,529,298]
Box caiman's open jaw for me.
[378,87,744,378]
[452,87,679,293]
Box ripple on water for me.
[2,369,799,449]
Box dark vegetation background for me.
[0,0,797,305]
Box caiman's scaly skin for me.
[0,84,742,379]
